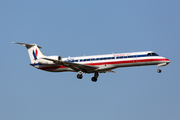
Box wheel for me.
[157,69,162,73]
[91,77,97,82]
[77,74,83,79]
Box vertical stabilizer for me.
[13,42,44,64]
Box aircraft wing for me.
[42,58,98,72]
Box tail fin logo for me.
[33,49,38,60]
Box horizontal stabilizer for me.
[13,42,44,63]
[12,42,42,49]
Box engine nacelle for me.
[38,56,62,65]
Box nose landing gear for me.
[157,63,168,73]
[157,62,169,73]
[157,69,162,73]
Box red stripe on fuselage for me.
[85,58,169,66]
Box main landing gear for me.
[76,72,99,82]
[77,74,83,79]
[91,72,99,82]
[77,71,83,79]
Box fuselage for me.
[13,42,171,82]
[33,51,170,73]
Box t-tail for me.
[12,42,45,64]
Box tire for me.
[77,74,83,79]
[91,77,97,82]
[157,69,162,73]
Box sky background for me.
[0,0,180,120]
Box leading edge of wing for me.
[42,58,98,72]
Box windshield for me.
[147,52,159,56]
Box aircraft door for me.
[133,54,137,64]
[133,54,140,66]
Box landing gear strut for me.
[157,62,169,73]
[91,72,99,82]
[157,64,163,73]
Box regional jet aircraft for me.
[13,42,170,82]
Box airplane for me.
[13,42,170,82]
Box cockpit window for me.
[147,53,159,56]
[147,53,152,56]
[152,53,159,56]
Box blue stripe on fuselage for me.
[32,53,157,66]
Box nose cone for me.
[166,58,171,64]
